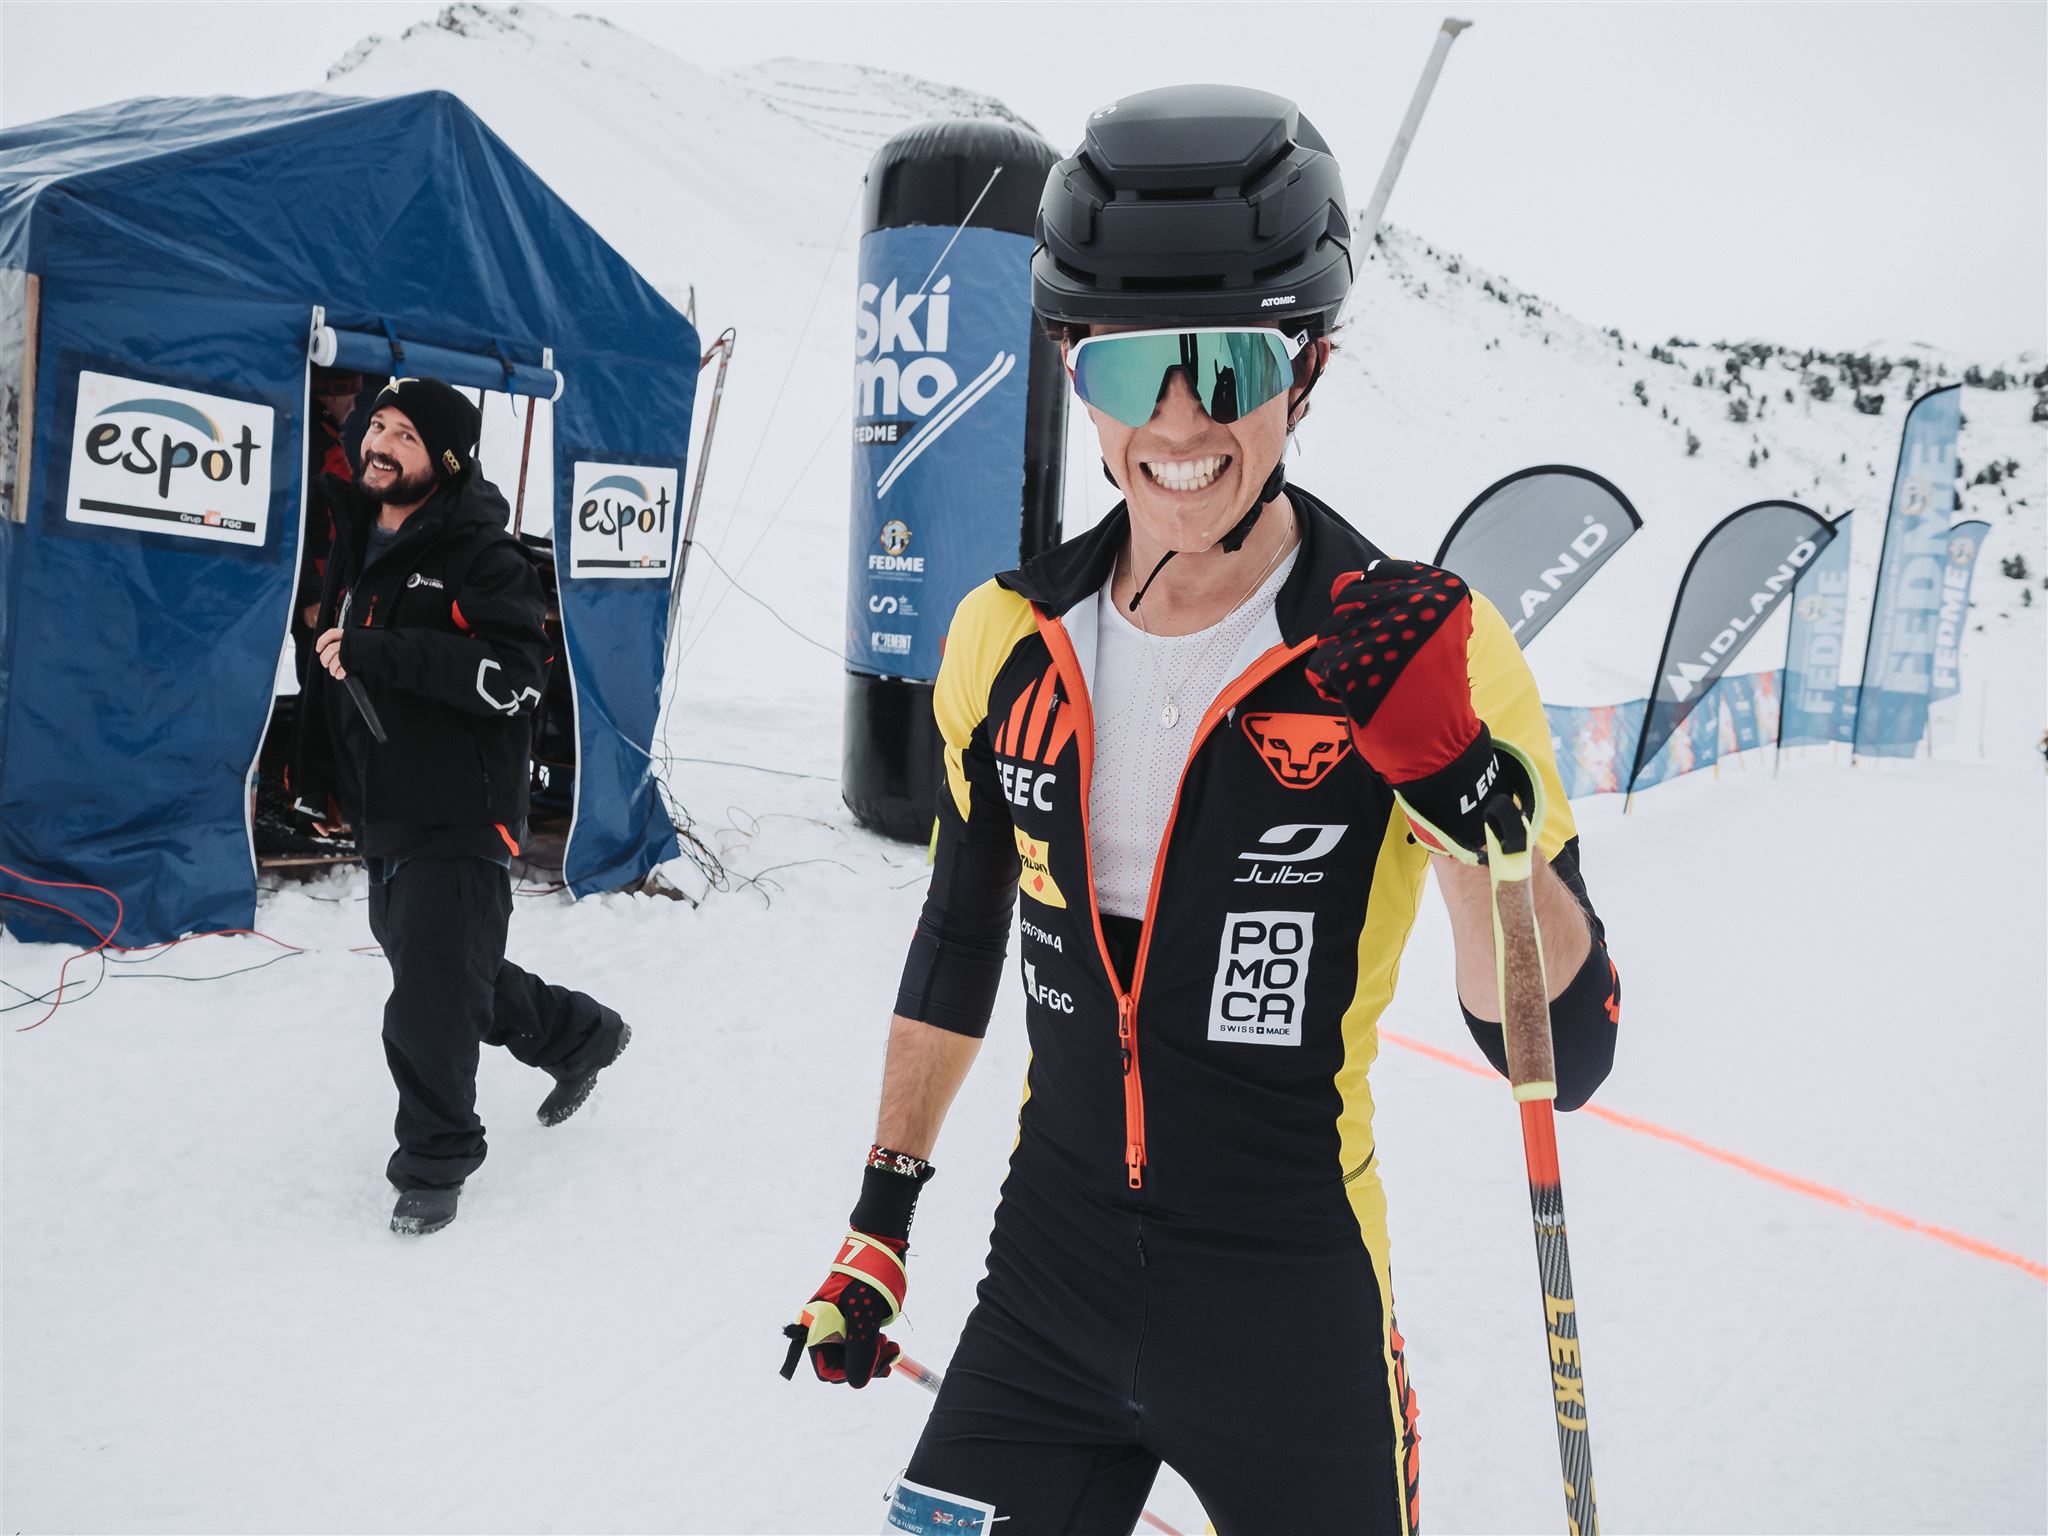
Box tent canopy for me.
[0,90,698,944]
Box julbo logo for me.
[1235,823,1347,885]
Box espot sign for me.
[568,459,678,580]
[65,370,274,546]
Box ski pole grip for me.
[1483,796,1555,1101]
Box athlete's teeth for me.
[1145,455,1225,491]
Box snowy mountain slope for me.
[3,8,2044,1535]
[322,4,2045,763]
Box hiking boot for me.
[391,1185,460,1236]
[538,1020,632,1127]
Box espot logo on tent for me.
[65,370,273,546]
[568,461,680,581]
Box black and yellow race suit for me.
[891,488,1619,1535]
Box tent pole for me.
[10,272,39,524]
[512,392,538,530]
[669,327,737,650]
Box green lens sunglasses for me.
[1066,326,1313,429]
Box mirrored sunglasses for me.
[1066,326,1312,429]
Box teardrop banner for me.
[1854,384,1962,758]
[1626,499,1836,797]
[1931,519,1990,702]
[1777,511,1858,750]
[1433,464,1642,647]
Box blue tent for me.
[0,91,698,944]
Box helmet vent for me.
[1119,272,1227,293]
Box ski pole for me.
[892,1353,1188,1536]
[1482,798,1599,1535]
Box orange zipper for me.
[1035,610,1317,1190]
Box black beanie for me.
[373,377,481,482]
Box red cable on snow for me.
[1,862,304,1032]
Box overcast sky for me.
[3,2,2041,358]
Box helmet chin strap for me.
[1127,460,1285,612]
[1120,341,1324,611]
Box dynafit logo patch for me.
[1241,712,1353,790]
[1014,828,1066,908]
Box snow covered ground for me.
[5,7,2045,1533]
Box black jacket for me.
[893,486,1619,1211]
[292,468,552,860]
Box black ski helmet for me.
[1032,84,1354,331]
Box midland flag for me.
[1854,385,1962,757]
[1778,511,1857,748]
[1932,519,1990,701]
[1434,465,1641,647]
[1628,500,1834,794]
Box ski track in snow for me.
[6,7,2045,1532]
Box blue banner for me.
[1855,386,1961,756]
[1779,511,1857,748]
[1932,519,1990,701]
[1548,670,1782,798]
[845,224,1036,682]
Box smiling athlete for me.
[784,86,1622,1534]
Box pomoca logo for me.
[1207,912,1314,1046]
[577,473,671,554]
[83,396,262,500]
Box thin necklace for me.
[1125,514,1295,729]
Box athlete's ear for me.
[1287,337,1332,434]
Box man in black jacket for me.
[294,377,630,1236]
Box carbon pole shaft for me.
[1485,802,1599,1534]
[1358,17,1474,239]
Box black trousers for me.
[899,1164,1420,1536]
[366,857,621,1191]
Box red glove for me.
[780,1146,932,1389]
[782,1229,909,1388]
[1305,560,1532,858]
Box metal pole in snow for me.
[1358,18,1474,240]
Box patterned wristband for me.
[866,1144,934,1181]
[851,1145,936,1242]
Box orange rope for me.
[1381,1030,2048,1285]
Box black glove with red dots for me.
[780,1145,933,1389]
[1305,559,1534,859]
